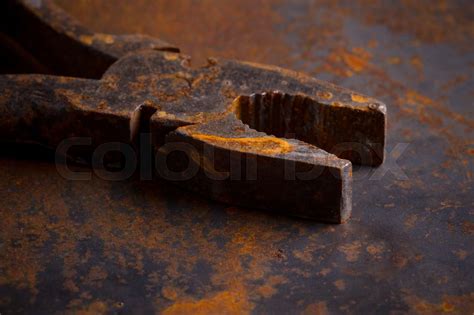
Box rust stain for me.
[162,286,179,301]
[293,249,313,263]
[162,289,252,315]
[333,279,346,291]
[351,93,369,103]
[387,56,401,65]
[392,254,408,269]
[256,285,277,299]
[452,249,468,260]
[405,89,474,129]
[83,266,108,287]
[344,47,371,73]
[338,241,362,262]
[164,52,180,61]
[462,221,474,235]
[301,301,329,315]
[410,55,423,72]
[94,33,115,44]
[316,90,333,100]
[404,214,418,229]
[79,34,94,45]
[403,292,474,314]
[231,231,258,256]
[405,90,434,107]
[193,133,293,155]
[65,31,114,46]
[74,300,108,315]
[320,48,372,77]
[366,243,384,259]
[256,275,287,298]
[441,74,469,92]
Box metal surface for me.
[1,0,473,313]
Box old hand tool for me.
[0,0,386,223]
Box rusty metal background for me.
[1,0,473,314]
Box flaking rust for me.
[0,0,386,223]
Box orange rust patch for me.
[162,286,179,301]
[162,290,252,315]
[255,275,287,298]
[163,52,180,61]
[406,90,433,106]
[319,47,373,77]
[79,33,114,45]
[410,55,423,71]
[301,301,329,315]
[366,243,384,258]
[79,33,115,46]
[387,56,401,64]
[64,279,80,293]
[94,33,115,44]
[441,302,455,312]
[79,34,94,45]
[193,133,293,155]
[392,254,408,268]
[293,249,313,263]
[441,74,469,92]
[256,284,277,298]
[452,249,468,260]
[343,48,372,73]
[403,292,474,314]
[255,276,287,299]
[74,300,108,315]
[351,94,369,103]
[83,266,108,287]
[334,279,346,291]
[338,241,362,262]
[462,221,474,235]
[231,232,257,256]
[316,90,333,100]
[404,214,418,229]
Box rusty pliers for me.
[0,0,386,223]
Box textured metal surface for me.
[1,0,473,314]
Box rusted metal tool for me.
[0,0,386,223]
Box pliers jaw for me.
[161,114,353,224]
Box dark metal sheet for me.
[1,0,472,313]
